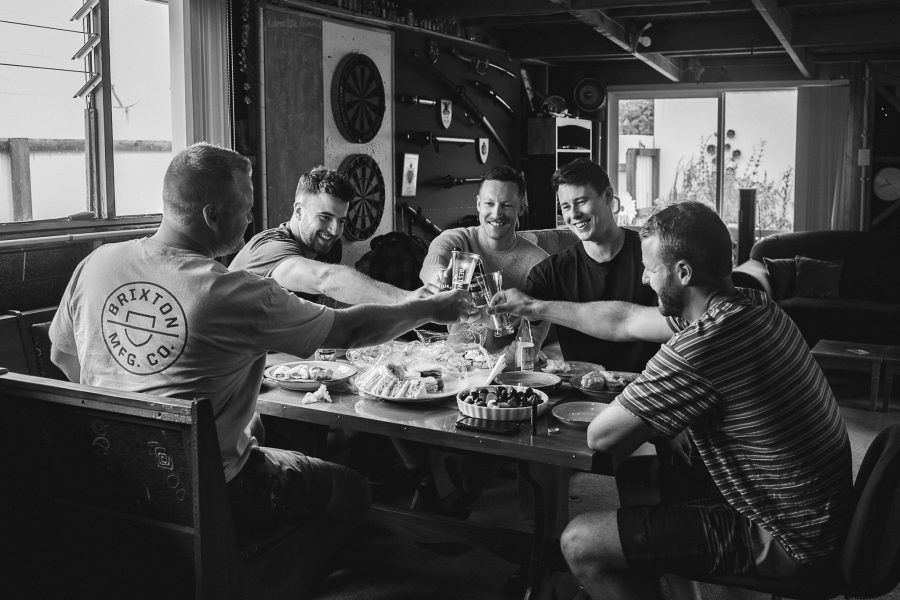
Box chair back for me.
[842,424,900,597]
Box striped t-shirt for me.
[617,288,853,564]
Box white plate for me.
[264,361,357,391]
[552,401,608,428]
[358,372,470,404]
[456,385,551,421]
[541,360,604,381]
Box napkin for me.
[302,384,332,404]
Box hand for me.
[652,431,693,469]
[428,288,479,324]
[488,287,536,318]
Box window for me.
[610,88,798,236]
[0,0,172,229]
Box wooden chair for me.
[0,370,325,600]
[696,424,900,599]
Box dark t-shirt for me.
[229,222,342,305]
[524,228,659,372]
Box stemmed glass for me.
[478,270,515,337]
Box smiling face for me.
[476,179,523,243]
[556,183,616,242]
[294,192,349,255]
[641,235,684,317]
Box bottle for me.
[516,319,535,371]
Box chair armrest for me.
[732,259,773,296]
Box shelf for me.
[558,148,591,153]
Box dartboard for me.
[331,53,385,144]
[338,154,385,241]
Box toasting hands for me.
[428,288,481,324]
[486,287,537,319]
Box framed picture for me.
[400,153,419,197]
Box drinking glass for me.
[482,270,515,337]
[450,250,480,290]
[317,348,336,361]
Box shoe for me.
[442,489,478,520]
[409,474,443,513]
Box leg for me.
[885,365,896,412]
[561,511,656,600]
[870,362,881,412]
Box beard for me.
[656,283,684,317]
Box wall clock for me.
[338,154,385,241]
[331,53,385,144]
[873,167,900,201]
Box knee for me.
[561,514,621,577]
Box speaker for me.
[572,77,606,113]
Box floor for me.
[308,372,900,600]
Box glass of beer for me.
[482,270,514,337]
[450,250,480,290]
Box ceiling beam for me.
[549,0,681,81]
[750,0,813,77]
[413,0,563,19]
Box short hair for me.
[163,142,251,225]
[294,166,355,208]
[640,201,733,281]
[480,165,526,199]
[551,158,611,196]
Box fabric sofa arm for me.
[732,259,772,297]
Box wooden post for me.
[9,138,33,222]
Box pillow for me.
[763,257,796,300]
[794,256,844,299]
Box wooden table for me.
[811,339,887,411]
[255,356,618,600]
[883,346,900,411]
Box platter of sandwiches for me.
[356,362,468,403]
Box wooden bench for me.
[0,369,323,600]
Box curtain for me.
[794,85,852,231]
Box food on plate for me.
[543,359,571,375]
[581,371,609,391]
[270,363,334,381]
[581,370,638,392]
[461,347,491,369]
[459,385,542,409]
[357,363,431,398]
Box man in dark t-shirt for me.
[523,158,658,372]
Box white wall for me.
[322,21,394,267]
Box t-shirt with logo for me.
[50,238,334,482]
[617,288,852,564]
[228,221,342,305]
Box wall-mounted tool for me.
[467,80,514,115]
[398,94,455,129]
[448,46,516,79]
[428,175,482,188]
[399,131,490,163]
[409,50,512,162]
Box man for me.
[524,158,657,372]
[230,165,426,305]
[419,165,549,356]
[495,202,852,599]
[49,143,475,580]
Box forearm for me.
[319,266,406,305]
[519,298,669,343]
[324,300,433,348]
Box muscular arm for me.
[50,346,81,383]
[586,400,657,457]
[322,289,473,349]
[271,256,412,305]
[493,289,673,344]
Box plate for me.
[494,371,561,393]
[264,361,357,391]
[552,401,609,429]
[541,360,604,381]
[456,385,551,421]
[573,370,639,399]
[358,372,469,404]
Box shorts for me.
[617,457,806,580]
[226,446,335,544]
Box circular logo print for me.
[101,282,188,375]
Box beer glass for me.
[482,270,514,337]
[450,250,480,290]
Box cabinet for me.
[524,117,595,229]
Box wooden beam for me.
[550,0,681,81]
[750,0,813,77]
[9,138,33,222]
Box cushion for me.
[763,257,796,300]
[795,256,843,299]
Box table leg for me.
[885,366,896,412]
[870,363,882,412]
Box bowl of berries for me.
[456,385,551,421]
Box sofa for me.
[731,231,900,346]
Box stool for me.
[883,346,900,411]
[811,339,886,411]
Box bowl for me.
[552,401,609,429]
[494,371,561,393]
[456,385,551,421]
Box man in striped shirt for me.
[492,202,852,599]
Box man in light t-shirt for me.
[50,143,475,582]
